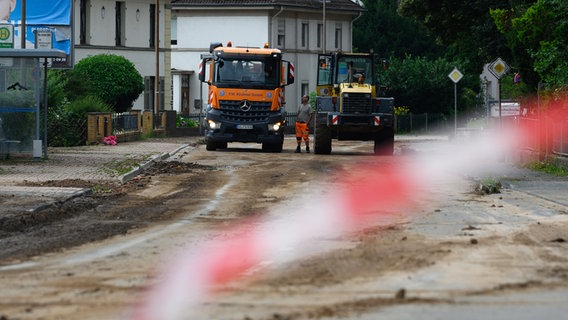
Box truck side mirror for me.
[199,58,212,84]
[198,59,205,82]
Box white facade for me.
[171,10,269,114]
[73,0,171,111]
[171,5,361,114]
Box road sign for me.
[448,67,463,83]
[0,24,13,48]
[488,57,509,79]
[448,67,463,136]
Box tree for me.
[380,55,477,117]
[71,54,144,113]
[397,0,512,75]
[353,0,444,59]
[491,0,568,91]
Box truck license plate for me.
[236,124,253,129]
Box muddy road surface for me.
[1,136,567,320]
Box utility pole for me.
[322,0,325,53]
[20,0,26,48]
[154,0,160,123]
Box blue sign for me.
[10,0,71,25]
[8,0,72,67]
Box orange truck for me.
[198,42,295,152]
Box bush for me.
[46,70,69,109]
[47,96,113,147]
[72,54,144,113]
[176,114,198,128]
[67,95,113,117]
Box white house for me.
[72,0,171,111]
[170,0,365,115]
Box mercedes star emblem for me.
[240,100,252,112]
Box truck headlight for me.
[207,120,221,130]
[268,122,282,132]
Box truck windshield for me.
[336,56,373,85]
[214,58,280,89]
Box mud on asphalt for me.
[0,161,214,263]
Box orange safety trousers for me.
[295,121,310,142]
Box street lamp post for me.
[21,0,26,48]
[154,0,160,124]
[322,0,326,53]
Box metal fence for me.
[395,113,449,134]
[552,119,568,156]
[110,111,568,157]
[517,117,541,153]
[182,113,203,125]
[183,112,449,135]
[516,116,568,156]
[112,113,139,133]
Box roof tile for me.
[171,0,364,12]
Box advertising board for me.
[8,0,72,68]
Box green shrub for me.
[72,54,144,113]
[67,95,113,117]
[176,114,198,128]
[46,70,69,109]
[526,159,568,177]
[47,96,113,147]
[394,106,411,116]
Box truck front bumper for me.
[204,120,284,144]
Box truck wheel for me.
[206,140,217,151]
[314,124,332,154]
[273,141,283,153]
[374,129,394,156]
[217,142,228,149]
[262,141,283,153]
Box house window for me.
[79,0,89,44]
[171,17,177,45]
[317,23,323,48]
[277,19,285,48]
[115,2,125,46]
[144,76,165,111]
[150,4,156,48]
[301,22,309,48]
[334,23,342,50]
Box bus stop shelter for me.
[0,49,66,160]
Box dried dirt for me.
[0,161,212,262]
[1,139,568,320]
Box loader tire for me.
[374,128,394,156]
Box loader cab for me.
[317,53,375,96]
[317,53,375,85]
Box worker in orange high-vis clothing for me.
[295,94,313,153]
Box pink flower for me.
[104,135,117,145]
